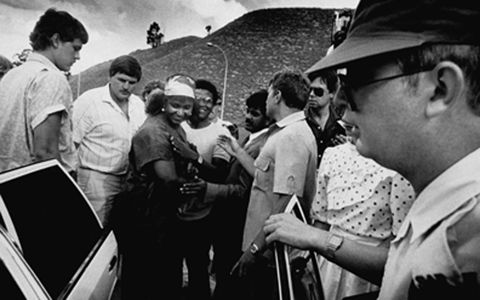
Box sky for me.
[0,0,359,74]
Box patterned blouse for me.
[311,142,416,240]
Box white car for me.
[0,160,120,299]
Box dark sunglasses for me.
[311,87,327,97]
[337,66,434,111]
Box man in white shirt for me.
[73,55,145,225]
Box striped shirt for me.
[72,84,145,175]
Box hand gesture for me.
[179,177,207,197]
[170,135,199,161]
[217,134,241,157]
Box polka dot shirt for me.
[311,143,416,240]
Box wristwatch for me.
[249,243,260,256]
[325,233,344,260]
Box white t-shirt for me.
[181,121,232,163]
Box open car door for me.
[0,160,119,300]
[274,195,325,300]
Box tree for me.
[146,22,163,48]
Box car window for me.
[0,164,102,298]
[0,261,26,300]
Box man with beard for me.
[72,55,145,225]
[305,69,345,167]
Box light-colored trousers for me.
[77,168,126,226]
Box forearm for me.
[204,181,247,204]
[234,148,256,177]
[308,228,388,285]
[33,113,62,162]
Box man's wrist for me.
[249,242,261,256]
[324,233,344,260]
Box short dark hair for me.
[145,92,165,116]
[142,79,165,99]
[268,70,311,110]
[309,69,338,93]
[109,55,142,81]
[195,79,219,105]
[29,8,88,51]
[246,89,268,116]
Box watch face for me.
[329,235,343,247]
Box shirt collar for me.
[246,127,269,146]
[395,147,480,242]
[27,52,61,72]
[275,111,306,128]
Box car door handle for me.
[108,255,118,272]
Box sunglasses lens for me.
[312,88,325,97]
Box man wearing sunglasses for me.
[264,0,480,299]
[305,69,346,167]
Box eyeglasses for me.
[311,87,327,97]
[337,67,433,111]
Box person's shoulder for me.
[73,87,104,110]
[33,66,70,91]
[75,86,104,103]
[282,119,316,140]
[129,93,144,106]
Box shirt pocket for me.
[253,156,273,192]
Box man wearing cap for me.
[264,0,480,298]
[73,55,145,225]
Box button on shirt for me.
[0,53,75,172]
[242,111,317,250]
[73,85,146,175]
[379,147,480,299]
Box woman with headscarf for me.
[117,73,197,299]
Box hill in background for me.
[70,7,339,124]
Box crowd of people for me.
[1,0,480,299]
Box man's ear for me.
[50,33,61,49]
[425,61,465,118]
[274,89,282,104]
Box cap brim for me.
[306,33,426,74]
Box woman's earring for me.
[161,107,165,112]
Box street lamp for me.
[207,42,228,120]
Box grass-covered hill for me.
[70,7,340,124]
